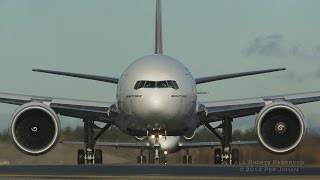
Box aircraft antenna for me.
[155,0,163,54]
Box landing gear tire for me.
[231,149,239,164]
[214,148,222,164]
[137,156,147,164]
[159,153,166,164]
[95,149,103,164]
[77,149,85,164]
[183,155,192,164]
[148,149,155,164]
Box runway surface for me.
[0,164,319,179]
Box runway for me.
[0,164,319,179]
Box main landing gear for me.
[77,119,111,164]
[205,118,240,165]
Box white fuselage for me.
[116,54,198,137]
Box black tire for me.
[142,156,147,163]
[231,149,239,164]
[77,149,85,165]
[183,155,187,164]
[214,148,222,164]
[95,149,103,164]
[187,155,192,164]
[137,156,146,164]
[159,153,167,164]
[183,155,192,164]
[148,149,154,164]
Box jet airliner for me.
[1,0,320,164]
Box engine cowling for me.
[183,130,196,141]
[255,102,305,154]
[9,102,61,156]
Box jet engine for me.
[9,102,61,156]
[255,102,305,154]
[183,130,196,141]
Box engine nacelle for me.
[255,102,305,154]
[183,130,196,141]
[9,102,61,156]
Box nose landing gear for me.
[146,132,167,164]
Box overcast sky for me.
[0,0,320,132]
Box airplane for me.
[1,0,320,165]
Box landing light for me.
[159,135,163,139]
[151,135,155,139]
[164,151,168,155]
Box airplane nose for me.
[148,94,165,114]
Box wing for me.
[179,141,257,148]
[195,68,285,84]
[61,141,150,149]
[198,91,320,123]
[32,69,119,84]
[0,92,116,123]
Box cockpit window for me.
[134,81,145,90]
[145,81,156,88]
[157,81,168,88]
[134,81,140,90]
[134,80,179,90]
[167,81,174,89]
[172,81,179,90]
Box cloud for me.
[246,34,283,57]
[246,34,320,58]
[278,68,320,82]
[278,71,304,83]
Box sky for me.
[0,0,320,132]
